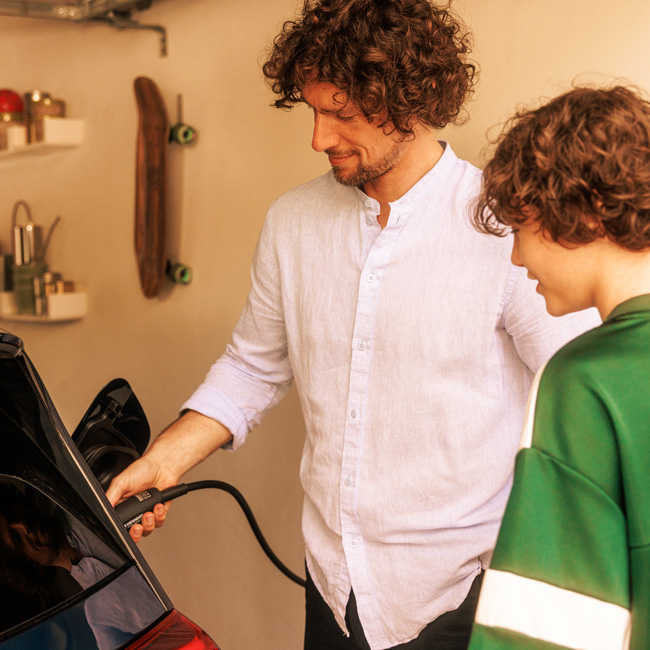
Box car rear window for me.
[0,478,165,650]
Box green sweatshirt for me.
[469,294,650,650]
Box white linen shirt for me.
[183,143,599,649]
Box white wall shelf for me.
[0,118,87,324]
[0,118,83,161]
[0,291,87,323]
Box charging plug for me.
[115,484,188,529]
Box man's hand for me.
[106,455,178,542]
[105,410,234,542]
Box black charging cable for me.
[115,480,306,588]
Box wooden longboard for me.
[134,76,168,298]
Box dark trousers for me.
[304,571,483,650]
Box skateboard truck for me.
[169,94,197,146]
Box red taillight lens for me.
[125,610,220,650]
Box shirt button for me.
[366,216,374,226]
[358,341,365,351]
[365,200,371,207]
[367,273,375,283]
[345,476,353,487]
[351,539,358,548]
[350,408,357,419]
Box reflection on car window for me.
[0,478,165,650]
[0,479,124,634]
[0,565,166,650]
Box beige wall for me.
[444,0,650,164]
[1,0,650,648]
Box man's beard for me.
[328,139,407,187]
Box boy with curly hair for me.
[469,85,650,650]
[108,2,597,648]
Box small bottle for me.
[33,275,47,316]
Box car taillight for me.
[125,610,220,650]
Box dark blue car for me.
[0,332,220,650]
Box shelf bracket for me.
[0,1,168,57]
[93,11,167,56]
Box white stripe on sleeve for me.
[518,362,547,450]
[475,569,631,650]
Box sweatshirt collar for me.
[606,294,650,321]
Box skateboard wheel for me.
[170,123,196,145]
[166,262,192,285]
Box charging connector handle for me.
[114,480,305,587]
[115,484,188,529]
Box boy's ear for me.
[585,195,608,235]
[9,522,49,551]
[585,215,601,230]
[583,212,606,236]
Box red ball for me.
[0,89,24,113]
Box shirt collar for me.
[606,293,650,321]
[353,140,458,214]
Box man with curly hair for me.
[108,1,597,648]
[468,85,650,650]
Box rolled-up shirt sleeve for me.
[181,208,293,450]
